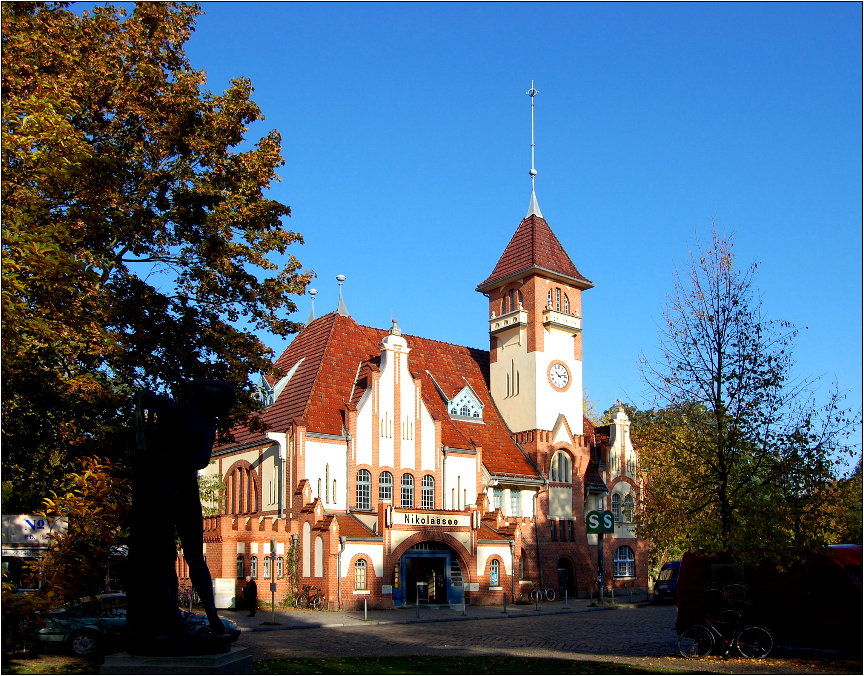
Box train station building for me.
[189,191,648,609]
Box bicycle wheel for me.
[311,595,323,610]
[678,625,714,659]
[530,588,543,602]
[544,587,557,601]
[736,625,773,659]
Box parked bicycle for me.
[529,585,557,602]
[177,585,200,611]
[292,585,325,610]
[678,608,773,659]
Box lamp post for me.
[509,540,516,604]
[269,540,277,624]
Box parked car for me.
[652,560,680,603]
[34,593,239,657]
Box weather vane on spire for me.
[526,80,543,218]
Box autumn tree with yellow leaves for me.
[2,3,311,510]
[638,231,859,557]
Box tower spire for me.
[526,80,543,218]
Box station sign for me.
[585,510,614,534]
[397,512,470,527]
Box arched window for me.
[354,559,367,590]
[236,556,244,579]
[379,471,393,502]
[563,293,570,314]
[490,559,500,586]
[623,494,635,523]
[263,555,271,579]
[226,464,258,514]
[276,557,284,579]
[356,469,371,510]
[250,556,258,579]
[555,287,561,311]
[546,290,553,309]
[314,536,324,577]
[505,289,524,313]
[302,522,311,577]
[614,546,635,578]
[401,474,414,508]
[510,488,521,517]
[493,487,503,510]
[612,493,622,524]
[421,475,434,509]
[550,451,572,483]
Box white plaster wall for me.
[449,531,472,552]
[476,545,513,576]
[534,328,584,435]
[340,543,385,578]
[419,401,436,472]
[491,333,584,435]
[355,390,373,467]
[396,354,416,464]
[377,350,397,466]
[304,439,347,510]
[444,455,478,510]
[548,486,573,518]
[490,334,538,433]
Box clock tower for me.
[476,200,593,436]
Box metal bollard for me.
[564,589,569,608]
[364,598,368,621]
[503,592,508,614]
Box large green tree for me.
[639,231,858,555]
[2,2,311,510]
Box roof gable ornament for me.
[305,288,318,326]
[526,81,543,219]
[336,274,349,317]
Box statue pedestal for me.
[100,645,252,674]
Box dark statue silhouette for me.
[127,380,236,655]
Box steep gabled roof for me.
[220,312,539,479]
[476,214,593,291]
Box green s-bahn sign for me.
[585,510,614,534]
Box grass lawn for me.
[254,655,677,674]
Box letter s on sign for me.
[587,513,599,530]
[603,513,613,530]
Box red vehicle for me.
[676,545,861,653]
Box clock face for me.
[548,362,570,390]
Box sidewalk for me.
[228,595,649,633]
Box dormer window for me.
[448,387,483,421]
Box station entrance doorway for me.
[392,542,464,606]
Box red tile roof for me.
[476,215,592,291]
[220,312,539,479]
[333,514,376,537]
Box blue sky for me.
[179,2,860,430]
